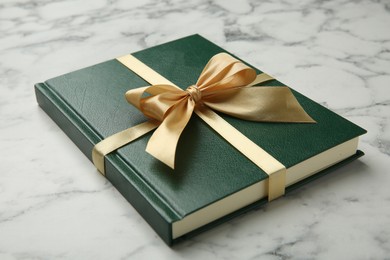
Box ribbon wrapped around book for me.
[92,53,315,201]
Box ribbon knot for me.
[186,85,202,103]
[124,53,315,169]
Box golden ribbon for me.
[92,52,315,201]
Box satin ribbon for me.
[92,52,315,201]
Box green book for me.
[35,34,366,245]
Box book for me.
[35,34,366,245]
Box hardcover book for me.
[35,34,366,245]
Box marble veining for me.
[1,0,390,259]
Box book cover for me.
[35,34,366,245]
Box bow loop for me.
[196,53,257,93]
[126,84,185,121]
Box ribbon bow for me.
[125,53,315,169]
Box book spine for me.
[35,82,180,245]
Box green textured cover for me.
[35,34,366,245]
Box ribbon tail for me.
[204,87,316,123]
[146,99,195,169]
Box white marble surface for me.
[1,0,390,259]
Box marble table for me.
[1,0,390,259]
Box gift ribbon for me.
[92,53,315,201]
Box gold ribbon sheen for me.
[92,53,315,201]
